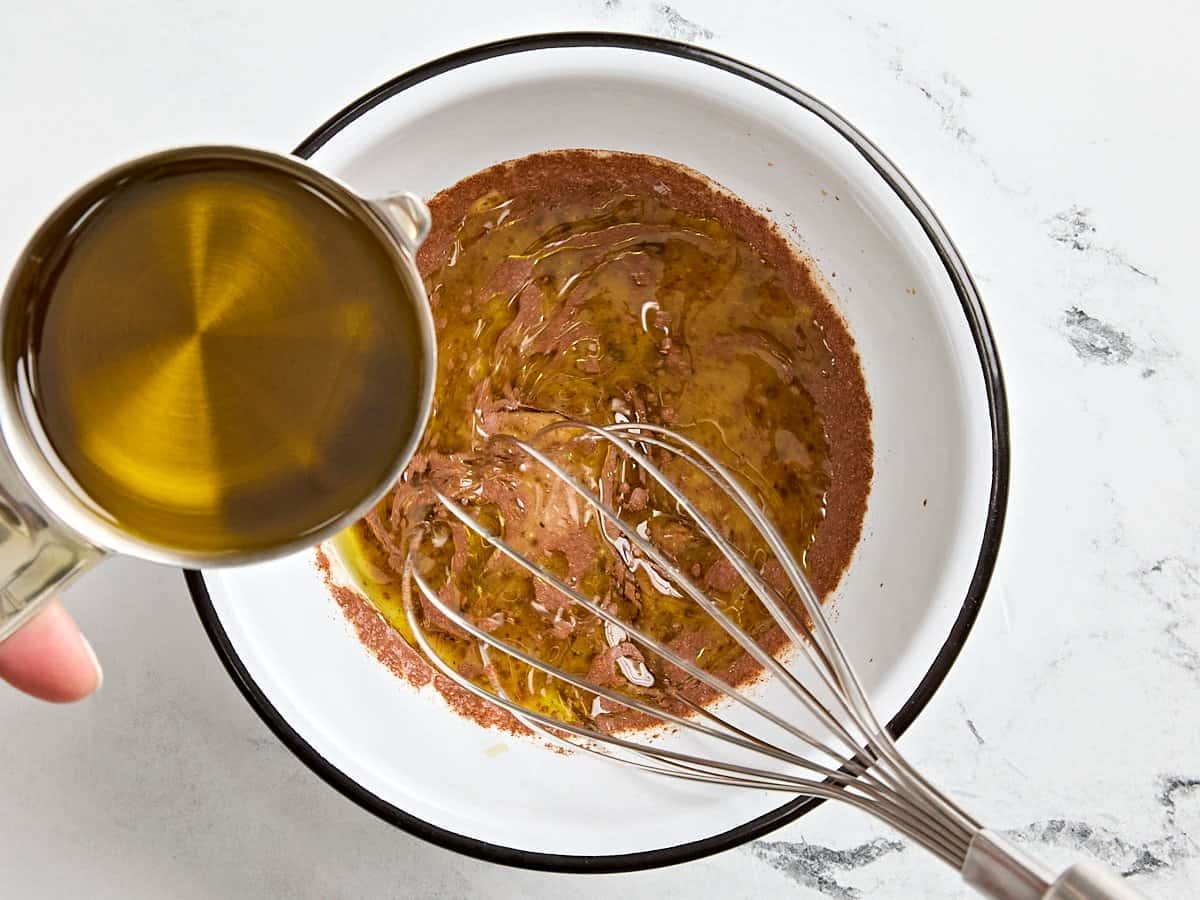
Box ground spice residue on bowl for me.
[322,150,872,733]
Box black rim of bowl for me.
[186,31,1010,874]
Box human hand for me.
[0,601,102,702]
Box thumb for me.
[0,600,102,702]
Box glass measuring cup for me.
[0,146,436,641]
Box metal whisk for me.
[403,420,1141,900]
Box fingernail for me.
[80,633,103,692]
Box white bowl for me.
[189,33,1008,872]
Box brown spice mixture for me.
[323,150,872,734]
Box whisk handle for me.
[963,830,1147,900]
[1041,862,1149,900]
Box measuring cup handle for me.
[367,192,431,253]
[0,445,99,642]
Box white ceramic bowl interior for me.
[194,38,1003,868]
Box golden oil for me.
[15,157,427,554]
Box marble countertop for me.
[1,1,1196,897]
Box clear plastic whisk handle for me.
[963,830,1149,900]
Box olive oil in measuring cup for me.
[0,147,434,565]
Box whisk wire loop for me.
[403,423,982,862]
[402,579,968,868]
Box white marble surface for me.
[1,1,1197,897]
